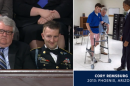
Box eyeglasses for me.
[0,29,13,35]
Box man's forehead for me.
[0,22,4,25]
[44,27,51,31]
[101,9,106,12]
[0,22,12,27]
[44,27,59,32]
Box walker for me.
[84,32,111,69]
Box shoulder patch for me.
[59,48,72,55]
[30,47,41,51]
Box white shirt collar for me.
[127,9,130,13]
[95,12,98,16]
[94,11,98,16]
[44,45,58,50]
[0,47,8,51]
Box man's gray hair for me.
[101,7,107,12]
[0,16,15,32]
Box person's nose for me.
[2,31,7,36]
[50,37,54,42]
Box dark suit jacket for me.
[8,40,36,69]
[0,0,13,18]
[30,46,73,69]
[123,12,130,43]
[13,0,73,28]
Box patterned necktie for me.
[125,12,128,19]
[0,48,7,69]
[37,0,48,8]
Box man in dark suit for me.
[116,0,130,71]
[0,16,36,69]
[30,21,73,69]
[0,0,13,18]
[13,0,73,50]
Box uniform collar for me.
[44,45,58,50]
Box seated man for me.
[0,16,36,69]
[30,21,73,69]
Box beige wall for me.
[74,0,125,35]
[74,0,101,26]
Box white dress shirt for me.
[128,9,130,14]
[44,45,58,63]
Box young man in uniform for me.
[86,3,104,60]
[30,21,73,69]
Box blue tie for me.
[0,48,7,69]
[125,12,128,19]
[37,0,48,8]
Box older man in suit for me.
[0,16,36,69]
[116,0,130,71]
[0,0,13,18]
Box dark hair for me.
[101,5,105,8]
[123,0,130,6]
[43,21,60,32]
[95,3,102,8]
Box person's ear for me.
[41,33,44,40]
[58,33,61,37]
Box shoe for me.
[116,67,125,71]
[101,52,108,55]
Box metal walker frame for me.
[84,32,111,69]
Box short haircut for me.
[124,0,130,6]
[95,3,102,8]
[43,21,60,33]
[101,5,105,8]
[0,16,15,32]
[101,7,107,12]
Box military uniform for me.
[30,46,73,69]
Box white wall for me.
[74,0,125,34]
[74,0,101,26]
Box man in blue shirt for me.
[99,7,110,55]
[86,3,103,57]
